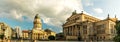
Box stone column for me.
[75,25,77,36]
[73,25,75,36]
[70,26,71,36]
[69,26,70,36]
[71,26,72,36]
[67,27,68,36]
[72,26,73,36]
[66,27,68,36]
[76,25,78,36]
[68,27,70,36]
[64,28,66,36]
[69,27,70,35]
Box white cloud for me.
[10,10,23,21]
[93,8,103,14]
[85,2,94,6]
[0,0,83,28]
[83,0,94,6]
[60,30,63,32]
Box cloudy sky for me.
[0,0,120,33]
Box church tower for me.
[33,14,42,30]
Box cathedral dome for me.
[34,14,41,24]
[33,14,42,30]
[35,14,40,19]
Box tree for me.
[114,21,120,42]
[45,29,52,32]
[48,35,55,40]
[0,34,4,39]
[78,36,82,41]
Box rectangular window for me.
[111,29,114,34]
[110,24,115,34]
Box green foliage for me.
[0,34,4,39]
[78,36,82,41]
[114,35,120,42]
[48,35,55,40]
[115,21,120,34]
[114,21,120,42]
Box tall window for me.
[97,24,105,34]
[83,25,87,34]
[89,27,93,34]
[110,24,114,28]
[110,24,115,34]
[111,29,114,34]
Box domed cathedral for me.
[33,14,42,30]
[32,14,47,40]
[32,14,56,40]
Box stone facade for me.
[0,22,12,39]
[63,10,117,41]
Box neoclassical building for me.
[63,10,117,41]
[32,14,56,40]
